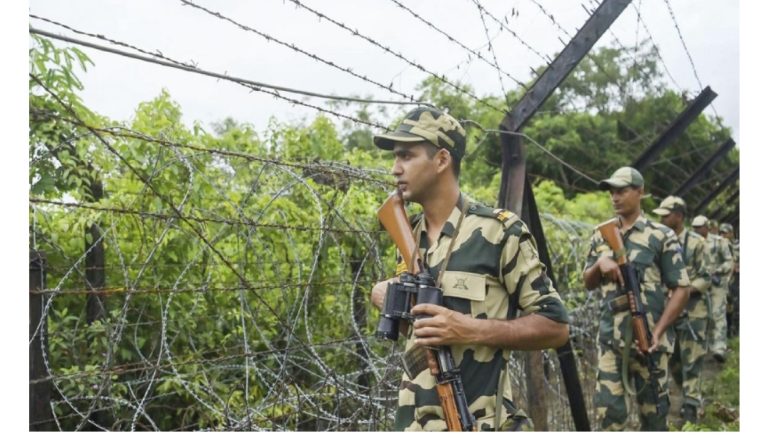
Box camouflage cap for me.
[652,195,687,216]
[719,223,734,233]
[598,166,644,190]
[373,107,466,160]
[691,215,709,227]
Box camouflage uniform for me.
[393,194,568,431]
[719,223,739,338]
[585,216,690,431]
[668,229,711,412]
[705,233,733,356]
[727,238,739,337]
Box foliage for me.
[29,34,738,431]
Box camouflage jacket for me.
[678,229,711,295]
[706,234,733,278]
[584,215,690,353]
[393,194,568,431]
[729,238,739,266]
[677,229,711,319]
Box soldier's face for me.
[660,214,674,229]
[660,211,682,229]
[694,225,708,237]
[391,142,439,203]
[609,186,642,216]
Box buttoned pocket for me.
[440,271,487,318]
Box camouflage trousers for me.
[708,283,729,355]
[670,294,709,408]
[595,343,670,431]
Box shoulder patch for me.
[467,203,521,230]
[494,208,514,223]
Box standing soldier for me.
[370,107,569,431]
[691,215,733,363]
[583,167,690,431]
[652,196,711,424]
[719,222,739,337]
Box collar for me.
[623,214,649,234]
[416,193,466,239]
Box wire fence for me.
[28,1,734,431]
[29,84,609,430]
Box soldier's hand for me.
[647,329,662,354]
[597,255,624,287]
[371,278,396,311]
[411,303,473,346]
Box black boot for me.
[681,404,698,425]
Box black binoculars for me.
[376,271,443,341]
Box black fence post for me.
[30,250,54,431]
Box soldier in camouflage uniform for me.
[719,223,739,337]
[652,196,711,424]
[370,107,569,431]
[692,215,733,363]
[583,167,690,431]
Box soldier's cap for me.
[691,215,709,227]
[652,195,687,217]
[373,107,466,160]
[719,223,734,233]
[598,166,644,190]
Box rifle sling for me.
[621,321,637,396]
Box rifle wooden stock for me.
[377,191,420,274]
[596,218,627,265]
[377,191,474,431]
[595,218,665,412]
[596,218,652,354]
[427,351,464,431]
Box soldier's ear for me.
[436,148,452,174]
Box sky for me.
[6,0,767,433]
[26,0,740,142]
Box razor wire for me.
[30,90,608,430]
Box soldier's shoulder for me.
[688,230,706,243]
[467,202,525,235]
[646,219,677,240]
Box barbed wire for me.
[621,0,684,92]
[30,108,394,190]
[661,0,703,92]
[529,0,572,39]
[461,120,600,185]
[29,198,384,236]
[175,1,432,108]
[32,13,434,110]
[659,0,724,129]
[29,27,398,132]
[31,279,383,297]
[474,2,511,108]
[284,0,507,115]
[470,0,551,65]
[28,3,735,430]
[387,0,528,91]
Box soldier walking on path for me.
[692,215,733,363]
[653,196,711,425]
[583,167,690,431]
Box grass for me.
[672,337,739,431]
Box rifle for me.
[377,191,476,431]
[596,218,664,413]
